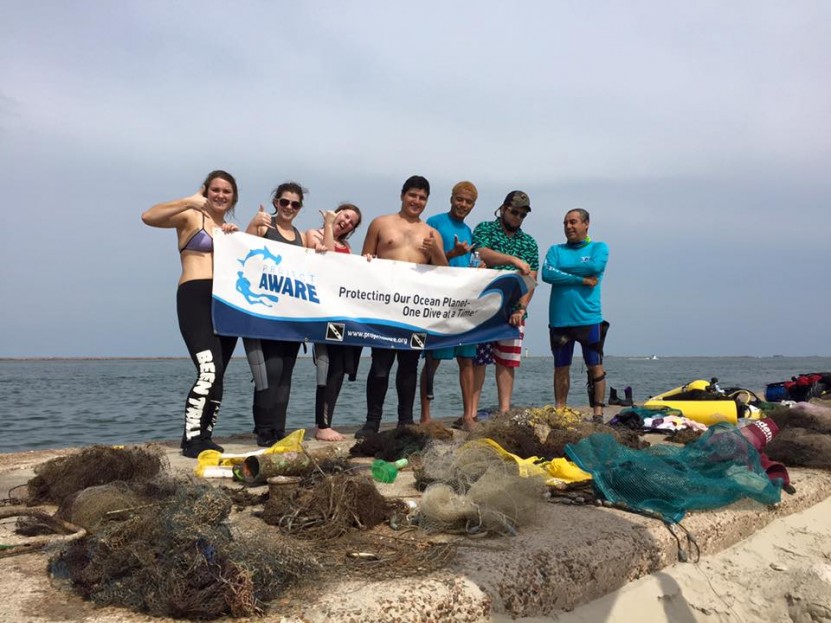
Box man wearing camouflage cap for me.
[470,191,539,418]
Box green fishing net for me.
[566,423,782,523]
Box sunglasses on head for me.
[507,207,529,219]
[277,198,302,210]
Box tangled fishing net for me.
[26,444,167,506]
[254,468,459,594]
[471,406,648,460]
[669,402,831,469]
[413,440,546,536]
[261,471,405,539]
[566,423,782,523]
[307,529,457,583]
[7,443,467,619]
[754,402,831,469]
[49,476,319,619]
[11,447,319,619]
[349,421,454,460]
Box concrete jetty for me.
[1,411,829,622]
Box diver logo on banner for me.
[326,323,345,342]
[212,232,535,349]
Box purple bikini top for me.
[180,213,213,253]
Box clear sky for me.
[2,1,829,358]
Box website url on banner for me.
[346,330,408,345]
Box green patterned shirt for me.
[472,219,539,271]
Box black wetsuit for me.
[314,342,362,430]
[244,220,303,446]
[357,348,421,437]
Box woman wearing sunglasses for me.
[304,204,363,440]
[242,182,306,446]
[141,170,240,458]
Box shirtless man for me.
[354,175,448,438]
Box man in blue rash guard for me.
[541,208,610,423]
[419,181,479,429]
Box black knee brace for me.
[587,371,607,407]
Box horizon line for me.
[2,354,829,361]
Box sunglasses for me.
[277,198,302,210]
[507,207,529,219]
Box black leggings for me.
[314,343,361,429]
[177,280,237,447]
[366,348,421,425]
[249,338,300,438]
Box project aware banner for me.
[212,231,535,350]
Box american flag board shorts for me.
[473,322,525,368]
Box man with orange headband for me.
[419,181,480,430]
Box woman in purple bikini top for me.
[179,211,215,253]
[143,171,240,285]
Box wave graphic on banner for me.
[211,231,534,350]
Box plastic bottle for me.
[469,251,481,268]
[371,458,409,483]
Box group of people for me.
[143,171,610,458]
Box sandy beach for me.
[1,412,829,622]
[498,495,831,622]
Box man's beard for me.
[500,215,519,233]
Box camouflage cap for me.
[503,190,531,211]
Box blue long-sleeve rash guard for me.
[541,240,609,327]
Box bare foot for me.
[420,415,433,425]
[461,417,478,432]
[315,427,344,441]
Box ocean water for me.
[1,356,830,453]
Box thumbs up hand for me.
[256,204,274,229]
[246,204,275,236]
[187,186,208,211]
